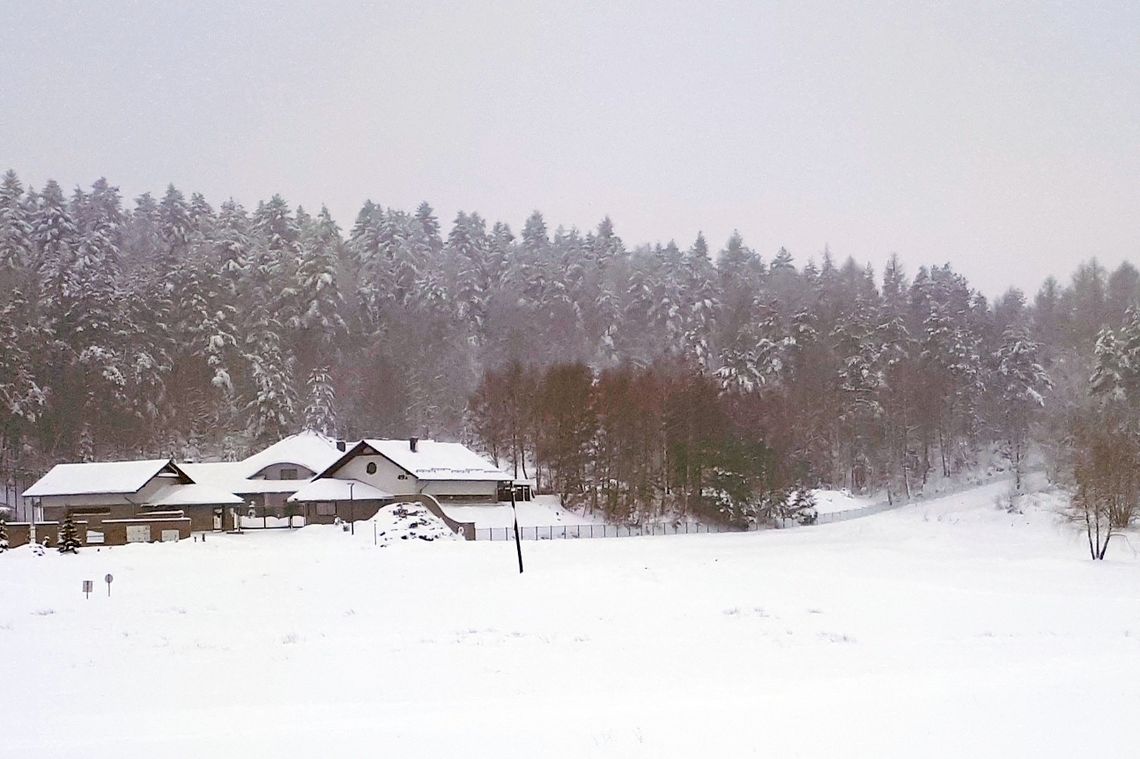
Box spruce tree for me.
[295,206,345,342]
[0,517,8,552]
[58,513,80,553]
[0,170,33,290]
[993,327,1052,489]
[302,365,337,437]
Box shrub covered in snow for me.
[373,503,462,547]
[0,517,8,552]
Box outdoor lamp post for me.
[348,480,355,535]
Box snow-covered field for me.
[441,493,604,528]
[3,477,1139,758]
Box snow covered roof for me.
[178,463,307,495]
[356,439,510,481]
[179,461,244,484]
[23,459,189,498]
[288,478,393,503]
[148,484,244,507]
[179,432,345,495]
[238,431,345,478]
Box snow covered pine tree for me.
[57,513,80,554]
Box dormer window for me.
[280,468,298,481]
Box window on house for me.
[316,502,335,516]
[280,468,298,480]
[366,462,377,475]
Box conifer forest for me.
[1,170,1136,522]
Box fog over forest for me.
[1,170,1138,521]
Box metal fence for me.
[473,471,1037,541]
[474,521,761,541]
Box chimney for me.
[409,437,418,452]
[336,440,346,452]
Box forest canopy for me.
[0,170,1133,520]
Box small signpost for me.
[82,580,93,599]
[104,573,114,597]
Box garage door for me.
[126,525,150,543]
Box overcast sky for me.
[2,0,1137,297]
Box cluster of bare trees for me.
[471,359,813,525]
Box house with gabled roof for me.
[284,437,509,535]
[18,433,500,544]
[311,437,514,500]
[180,431,346,519]
[22,458,242,543]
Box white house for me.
[284,437,511,534]
[310,437,514,501]
[181,431,346,517]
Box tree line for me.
[0,170,1137,533]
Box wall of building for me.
[301,498,387,525]
[100,518,191,544]
[334,449,502,500]
[336,454,419,496]
[4,521,89,548]
[42,502,145,526]
[421,480,499,499]
[297,495,474,540]
[249,463,315,481]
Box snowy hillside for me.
[2,476,1138,758]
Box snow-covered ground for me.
[3,476,1139,758]
[809,487,874,514]
[440,493,604,528]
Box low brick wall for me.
[100,518,191,545]
[5,521,89,548]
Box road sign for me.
[82,580,93,599]
[104,573,114,597]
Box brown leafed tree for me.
[1070,420,1138,560]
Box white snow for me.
[3,474,1139,758]
[359,438,510,481]
[440,494,602,528]
[808,487,874,515]
[22,459,180,497]
[237,430,344,477]
[148,483,243,506]
[372,502,464,545]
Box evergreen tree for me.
[33,180,80,328]
[0,170,33,289]
[294,206,346,363]
[681,233,719,369]
[58,513,80,553]
[447,211,492,340]
[993,327,1052,489]
[0,517,8,552]
[302,365,337,437]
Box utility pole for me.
[511,485,523,574]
